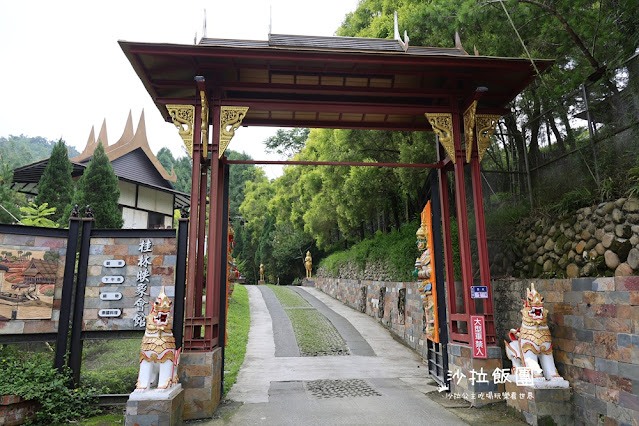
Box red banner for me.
[470,315,487,359]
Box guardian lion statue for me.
[505,283,569,388]
[135,287,181,392]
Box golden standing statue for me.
[304,251,313,278]
[259,263,265,282]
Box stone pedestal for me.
[505,381,573,426]
[125,384,184,426]
[447,343,504,407]
[258,280,265,285]
[178,348,223,420]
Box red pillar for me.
[204,96,222,349]
[451,108,475,318]
[185,105,202,347]
[470,134,496,344]
[194,160,208,330]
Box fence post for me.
[582,84,601,188]
[54,217,81,372]
[68,218,93,385]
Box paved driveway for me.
[201,285,466,425]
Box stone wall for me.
[494,277,639,425]
[0,395,39,426]
[84,236,176,331]
[512,197,639,279]
[179,348,223,420]
[310,277,432,358]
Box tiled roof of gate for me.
[198,33,467,56]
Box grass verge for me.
[223,284,250,396]
[267,285,348,356]
[268,284,311,307]
[81,338,140,394]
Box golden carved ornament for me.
[219,106,249,159]
[521,340,553,356]
[200,90,210,159]
[139,350,176,364]
[425,113,454,163]
[519,327,552,349]
[475,114,501,163]
[463,101,477,163]
[167,105,195,158]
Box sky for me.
[0,0,360,178]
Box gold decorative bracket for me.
[463,101,477,163]
[219,106,249,159]
[200,91,209,159]
[475,114,501,163]
[425,113,454,163]
[167,105,195,158]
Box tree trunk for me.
[547,115,567,153]
[558,110,576,149]
[526,92,542,169]
[504,114,528,195]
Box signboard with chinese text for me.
[470,315,487,359]
[82,232,177,331]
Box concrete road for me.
[200,285,466,425]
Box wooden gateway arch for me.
[120,33,551,416]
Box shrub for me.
[550,187,594,214]
[0,345,100,425]
[319,222,419,281]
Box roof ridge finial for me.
[394,11,400,40]
[394,12,409,52]
[455,31,469,55]
[202,9,207,39]
[97,118,108,147]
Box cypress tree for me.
[36,139,74,225]
[74,141,123,228]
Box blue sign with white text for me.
[471,286,488,299]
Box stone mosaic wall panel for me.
[83,236,176,331]
[494,277,639,425]
[309,278,434,360]
[0,233,67,334]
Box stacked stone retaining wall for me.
[513,197,639,279]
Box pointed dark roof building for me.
[12,112,189,229]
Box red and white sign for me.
[470,315,487,359]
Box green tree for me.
[227,151,262,221]
[74,142,123,228]
[0,161,23,224]
[265,128,310,158]
[20,202,59,228]
[35,139,74,225]
[156,147,174,172]
[0,135,80,169]
[156,147,192,194]
[338,0,639,186]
